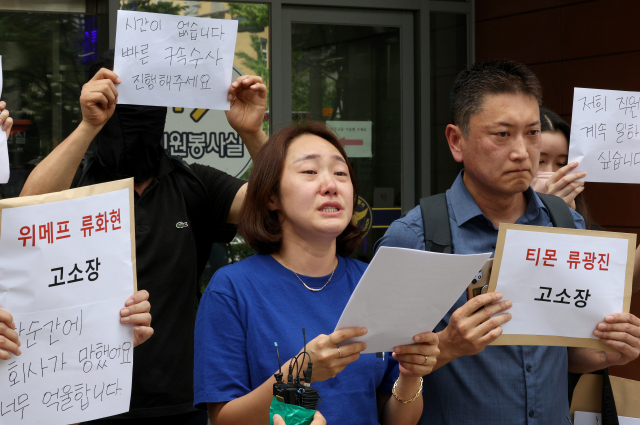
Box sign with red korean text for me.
[488,223,635,351]
[0,179,137,424]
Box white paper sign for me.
[0,55,8,184]
[568,87,640,183]
[335,246,491,353]
[575,411,640,425]
[495,228,628,340]
[326,121,372,158]
[113,10,238,110]
[0,187,135,424]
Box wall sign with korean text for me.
[162,67,252,178]
[488,223,635,351]
[0,179,137,424]
[326,121,372,158]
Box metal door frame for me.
[277,6,415,210]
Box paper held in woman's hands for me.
[334,247,491,353]
[488,223,635,351]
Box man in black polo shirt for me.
[20,63,268,424]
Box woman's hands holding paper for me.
[120,290,154,347]
[392,332,439,376]
[0,308,21,360]
[298,327,368,382]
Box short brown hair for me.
[451,59,542,136]
[238,121,365,256]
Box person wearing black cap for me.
[20,57,268,424]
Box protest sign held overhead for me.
[0,56,9,184]
[488,223,635,351]
[0,179,137,425]
[113,10,238,110]
[569,87,640,183]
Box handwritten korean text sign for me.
[489,223,634,350]
[568,87,640,183]
[0,180,136,424]
[113,10,238,110]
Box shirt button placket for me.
[522,347,536,424]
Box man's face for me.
[453,93,541,197]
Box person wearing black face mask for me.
[20,58,268,424]
[95,104,172,183]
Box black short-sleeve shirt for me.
[74,156,245,418]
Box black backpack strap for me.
[601,369,619,425]
[540,192,619,424]
[169,157,215,283]
[536,193,576,229]
[419,193,453,254]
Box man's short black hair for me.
[450,59,542,136]
[88,49,115,81]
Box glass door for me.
[278,7,414,262]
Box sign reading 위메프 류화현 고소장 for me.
[0,180,137,425]
[488,223,635,351]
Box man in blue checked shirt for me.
[376,59,640,424]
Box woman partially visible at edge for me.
[193,122,439,424]
[532,106,640,292]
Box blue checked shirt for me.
[374,171,585,425]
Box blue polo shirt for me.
[193,254,399,424]
[374,171,585,425]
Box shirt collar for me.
[448,170,548,227]
[155,152,175,179]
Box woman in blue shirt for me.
[194,122,439,424]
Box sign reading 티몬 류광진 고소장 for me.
[113,10,238,111]
[488,223,635,351]
[0,179,137,425]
